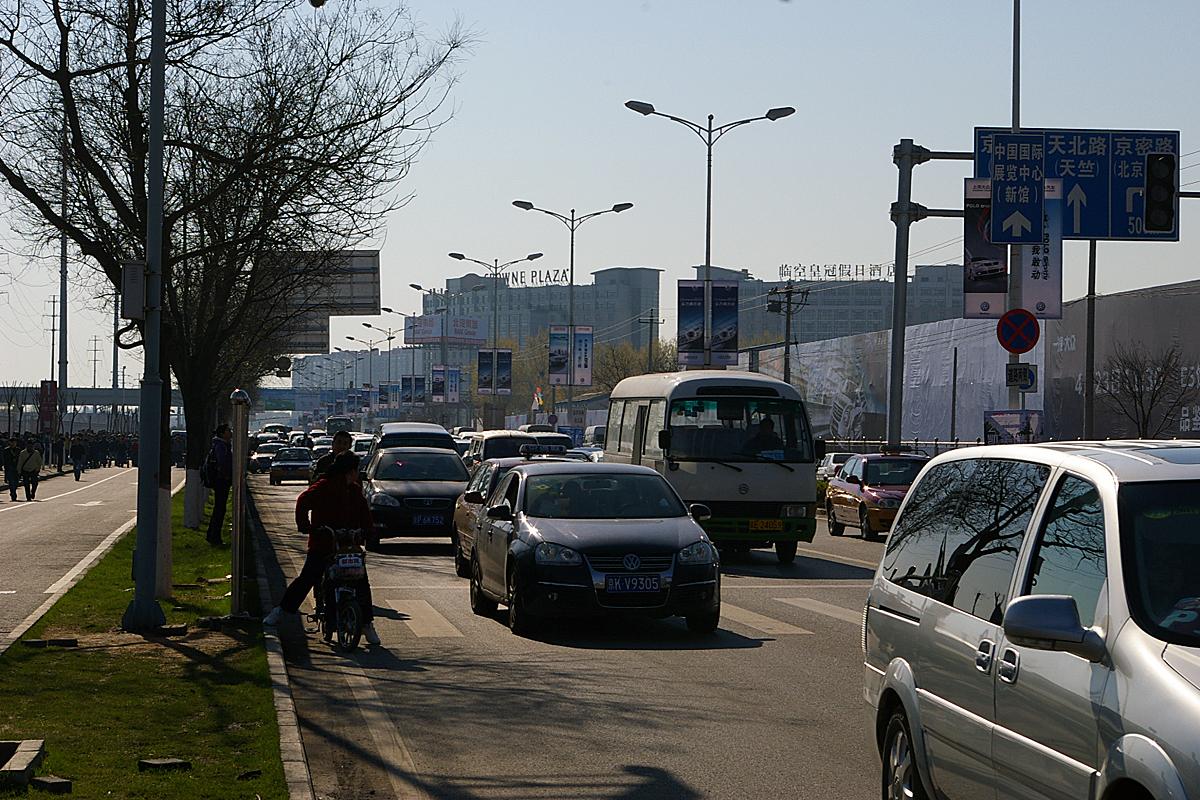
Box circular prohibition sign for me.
[996,308,1040,355]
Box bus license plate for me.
[605,575,660,594]
[749,519,784,531]
[413,514,444,526]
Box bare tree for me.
[1097,340,1199,438]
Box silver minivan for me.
[863,441,1200,800]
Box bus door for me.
[630,404,648,465]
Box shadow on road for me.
[369,540,454,558]
[718,548,874,581]
[505,613,764,651]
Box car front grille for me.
[586,554,675,573]
[402,497,453,510]
[597,590,669,609]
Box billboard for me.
[280,250,382,353]
[400,376,413,405]
[404,315,487,346]
[963,179,1008,319]
[573,326,593,387]
[677,280,704,366]
[496,350,513,396]
[710,282,738,366]
[447,367,460,404]
[413,377,426,405]
[478,350,494,395]
[1021,179,1063,319]
[548,326,570,386]
[432,366,446,403]
[378,384,389,405]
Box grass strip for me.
[0,488,288,799]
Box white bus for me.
[606,371,824,563]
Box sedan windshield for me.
[274,448,311,462]
[524,473,686,519]
[668,398,813,463]
[375,452,468,482]
[1119,481,1200,647]
[865,459,926,486]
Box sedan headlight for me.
[782,504,807,518]
[535,542,582,565]
[677,540,715,565]
[874,498,901,509]
[371,493,400,507]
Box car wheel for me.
[469,554,497,616]
[860,506,880,541]
[365,535,380,552]
[686,609,720,634]
[827,503,845,536]
[775,540,797,564]
[453,536,471,578]
[881,709,927,800]
[507,569,539,637]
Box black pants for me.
[22,472,38,500]
[280,552,372,622]
[73,461,83,481]
[5,471,16,501]
[206,484,230,543]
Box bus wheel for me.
[775,540,797,564]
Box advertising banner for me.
[477,350,494,395]
[404,315,487,345]
[548,325,570,386]
[573,326,593,387]
[496,350,513,396]
[400,376,413,405]
[710,282,739,366]
[379,384,389,405]
[677,280,704,366]
[964,178,1008,319]
[38,380,57,434]
[432,366,446,403]
[447,368,460,404]
[1021,179,1063,319]
[413,377,426,405]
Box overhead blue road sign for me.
[989,133,1045,243]
[975,127,1180,241]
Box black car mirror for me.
[688,503,712,521]
[485,503,512,521]
[814,438,827,460]
[657,429,671,451]
[464,489,486,504]
[1003,595,1106,663]
[846,474,861,486]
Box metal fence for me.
[822,438,985,457]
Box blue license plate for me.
[413,514,444,526]
[605,574,660,593]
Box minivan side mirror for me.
[658,429,671,451]
[814,438,827,460]
[485,504,513,521]
[846,474,861,486]
[688,503,712,521]
[464,489,486,504]
[1003,595,1106,663]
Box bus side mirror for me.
[814,438,827,460]
[657,429,671,451]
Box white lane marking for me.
[776,597,863,625]
[74,500,105,507]
[720,603,812,635]
[794,546,880,569]
[724,581,873,590]
[386,598,462,638]
[0,469,134,514]
[0,591,15,595]
[340,664,425,799]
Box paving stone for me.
[137,757,191,772]
[30,774,72,793]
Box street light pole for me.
[624,100,794,368]
[512,200,632,417]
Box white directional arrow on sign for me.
[74,500,104,507]
[1126,186,1143,213]
[1002,211,1032,238]
[1067,184,1087,234]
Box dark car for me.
[250,441,285,473]
[363,447,471,547]
[468,462,720,637]
[269,447,313,485]
[363,423,457,475]
[463,431,539,471]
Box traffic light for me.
[1143,153,1177,232]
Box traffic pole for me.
[1083,240,1097,438]
[886,140,916,448]
[230,389,249,616]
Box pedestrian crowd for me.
[1,430,139,502]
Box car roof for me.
[376,446,463,455]
[378,422,449,434]
[475,430,537,440]
[483,456,571,468]
[928,440,1200,485]
[507,462,661,477]
[858,452,930,462]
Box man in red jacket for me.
[263,453,380,645]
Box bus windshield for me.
[667,398,813,463]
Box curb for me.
[247,493,315,800]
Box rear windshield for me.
[274,448,311,462]
[379,433,455,450]
[1119,481,1200,647]
[533,434,574,449]
[374,451,469,482]
[483,437,536,459]
[865,459,926,486]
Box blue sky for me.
[4,0,1200,385]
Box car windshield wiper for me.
[678,457,743,472]
[748,455,795,472]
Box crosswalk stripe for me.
[720,603,812,635]
[775,597,863,625]
[386,598,463,637]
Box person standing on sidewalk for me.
[17,441,44,501]
[203,424,234,546]
[3,438,21,502]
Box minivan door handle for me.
[998,647,1020,684]
[975,639,995,673]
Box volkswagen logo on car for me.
[622,553,641,571]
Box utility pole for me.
[43,296,59,383]
[111,293,119,427]
[58,111,68,438]
[768,281,808,385]
[637,309,660,372]
[89,336,101,388]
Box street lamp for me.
[624,99,794,367]
[362,322,399,386]
[448,252,543,427]
[512,200,633,413]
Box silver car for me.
[864,441,1200,800]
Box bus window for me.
[606,401,625,452]
[643,400,665,459]
[620,402,642,454]
[666,398,812,463]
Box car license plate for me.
[605,575,660,593]
[413,514,444,526]
[749,519,784,531]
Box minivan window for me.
[483,436,536,460]
[1026,475,1107,628]
[379,433,455,450]
[883,459,1049,623]
[1118,481,1200,647]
